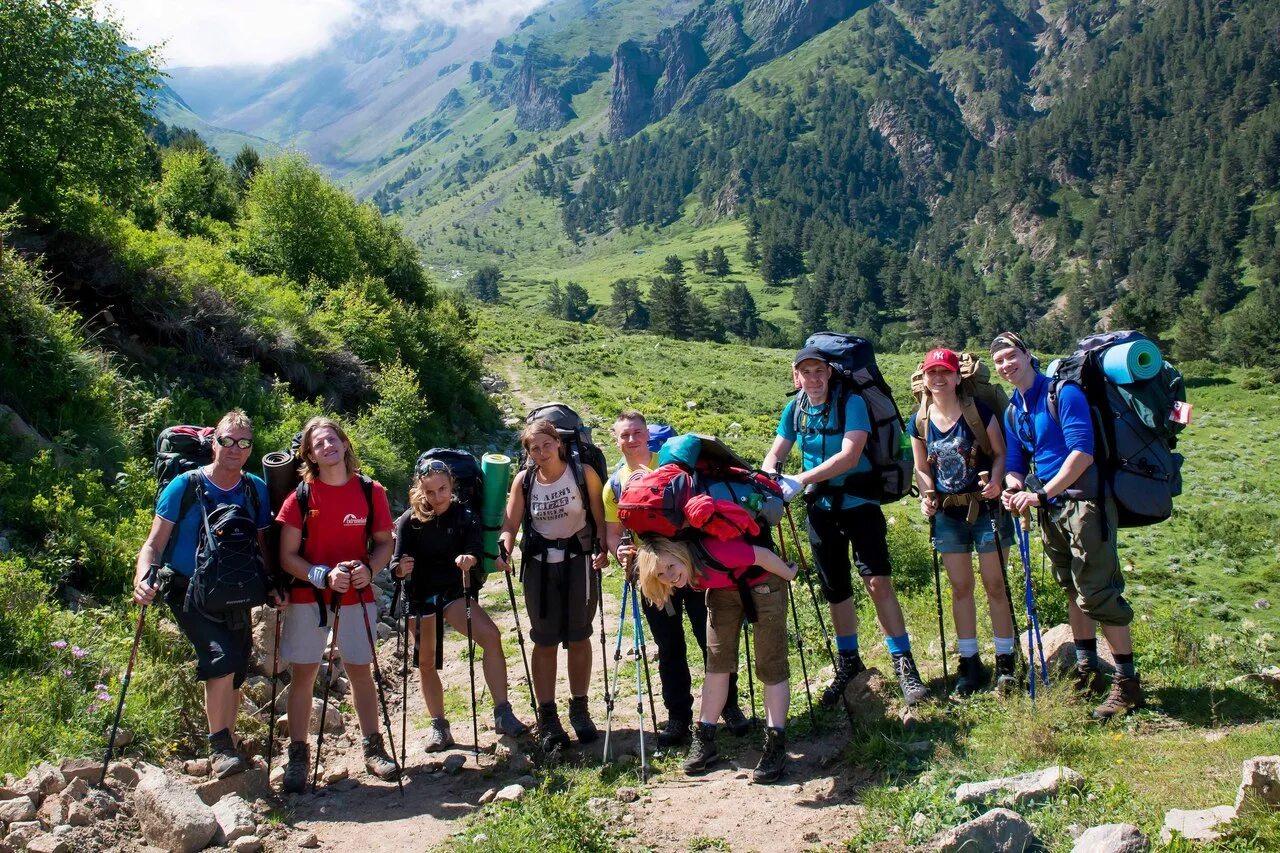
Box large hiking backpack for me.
[909,352,1011,458]
[416,448,484,518]
[522,403,609,540]
[186,474,269,615]
[616,463,761,541]
[658,434,785,528]
[1044,331,1186,528]
[797,332,912,504]
[154,425,214,502]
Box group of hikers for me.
[132,327,1171,791]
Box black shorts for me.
[523,555,598,648]
[806,502,893,604]
[162,570,252,688]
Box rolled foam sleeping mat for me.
[262,450,300,514]
[1101,338,1162,384]
[481,453,513,574]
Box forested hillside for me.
[0,0,487,771]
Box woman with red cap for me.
[908,348,1017,695]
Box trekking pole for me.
[596,560,612,745]
[355,575,405,796]
[266,605,283,779]
[926,490,949,696]
[1013,511,1050,701]
[396,580,408,769]
[462,567,480,762]
[629,579,648,783]
[783,507,835,664]
[776,533,815,730]
[312,593,342,793]
[742,620,757,729]
[100,564,158,787]
[603,578,631,763]
[979,473,1022,673]
[625,539,659,740]
[500,543,537,717]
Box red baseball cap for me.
[922,348,960,373]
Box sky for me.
[97,0,549,68]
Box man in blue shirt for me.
[764,347,928,707]
[134,410,273,777]
[992,332,1141,720]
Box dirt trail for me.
[283,572,872,852]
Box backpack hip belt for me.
[936,491,985,525]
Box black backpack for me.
[1045,331,1186,528]
[415,448,484,518]
[521,403,608,543]
[185,474,269,616]
[794,332,912,505]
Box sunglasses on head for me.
[215,436,253,449]
[416,459,452,477]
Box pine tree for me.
[466,263,502,303]
[648,274,692,339]
[662,254,686,280]
[709,245,731,277]
[692,249,711,274]
[1173,297,1217,362]
[563,281,595,322]
[718,283,760,340]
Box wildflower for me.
[95,683,108,691]
[50,640,68,650]
[63,668,74,678]
[97,691,111,702]
[87,704,99,714]
[71,646,87,658]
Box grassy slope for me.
[461,306,1280,850]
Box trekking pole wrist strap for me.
[309,565,331,589]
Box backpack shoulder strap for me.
[914,397,930,444]
[358,474,375,547]
[960,395,993,458]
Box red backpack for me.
[617,464,760,540]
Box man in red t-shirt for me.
[275,417,396,793]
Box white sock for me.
[993,636,1016,655]
[957,637,980,658]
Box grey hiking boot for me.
[682,722,719,774]
[209,729,248,779]
[537,701,570,752]
[362,732,399,780]
[721,703,750,737]
[424,717,454,752]
[821,650,867,707]
[567,695,598,744]
[657,715,692,748]
[995,653,1017,696]
[1092,673,1143,721]
[892,652,930,706]
[752,727,786,784]
[494,702,529,737]
[952,654,990,697]
[282,741,309,794]
[1073,664,1107,697]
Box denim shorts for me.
[932,505,1015,555]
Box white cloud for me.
[98,0,548,68]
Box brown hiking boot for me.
[282,741,309,794]
[1092,673,1142,721]
[209,729,248,779]
[1073,664,1106,697]
[362,732,400,780]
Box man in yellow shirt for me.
[604,410,748,746]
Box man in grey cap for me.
[763,347,929,707]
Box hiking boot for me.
[567,695,598,744]
[892,652,930,706]
[362,732,399,780]
[424,717,454,752]
[494,702,529,737]
[1092,673,1143,721]
[721,703,751,737]
[752,727,787,784]
[657,715,692,748]
[682,722,720,774]
[282,741,309,794]
[1073,664,1107,697]
[537,702,570,752]
[209,729,248,779]
[821,650,867,707]
[952,654,990,697]
[994,653,1017,696]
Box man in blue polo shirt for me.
[992,332,1141,720]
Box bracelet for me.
[308,565,331,589]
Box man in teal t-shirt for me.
[764,346,928,707]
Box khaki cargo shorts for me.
[706,576,790,686]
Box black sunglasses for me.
[215,436,253,449]
[416,459,452,477]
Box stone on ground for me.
[56,759,100,786]
[0,796,36,824]
[195,766,268,806]
[1072,823,1148,853]
[134,767,219,853]
[212,793,256,844]
[1160,805,1235,843]
[231,836,263,853]
[443,754,466,775]
[929,807,1035,852]
[840,668,888,723]
[954,766,1085,806]
[307,698,344,735]
[1023,623,1116,675]
[1234,755,1280,814]
[495,784,525,802]
[25,834,70,853]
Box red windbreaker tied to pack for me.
[617,463,761,539]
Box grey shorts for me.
[523,555,598,648]
[281,600,379,666]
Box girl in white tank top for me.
[527,465,587,561]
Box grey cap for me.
[793,346,829,366]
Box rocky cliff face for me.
[608,0,866,140]
[513,55,577,132]
[866,100,945,210]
